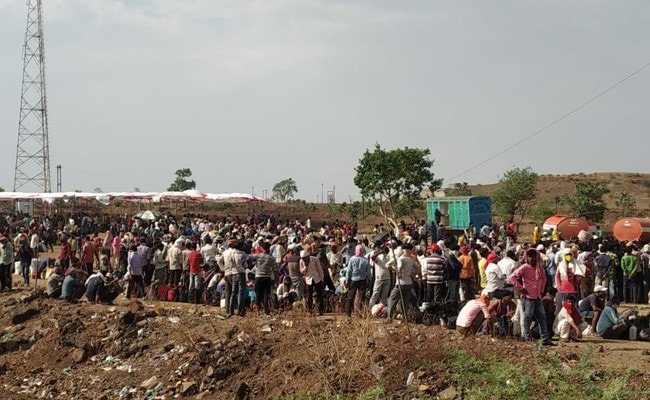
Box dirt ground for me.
[1,275,649,400]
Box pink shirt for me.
[456,300,490,328]
[509,262,547,300]
[299,256,323,285]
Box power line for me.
[447,61,650,182]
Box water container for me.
[628,325,638,341]
[30,258,38,278]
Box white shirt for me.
[30,233,40,249]
[497,257,517,278]
[485,262,506,293]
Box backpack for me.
[157,284,169,301]
[166,286,177,302]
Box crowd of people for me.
[0,210,648,344]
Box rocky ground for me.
[1,282,650,400]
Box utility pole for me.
[321,182,324,204]
[14,0,51,192]
[56,164,62,192]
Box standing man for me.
[300,249,325,315]
[386,243,416,321]
[345,244,371,317]
[29,228,40,262]
[369,242,391,307]
[166,239,183,287]
[222,239,247,317]
[424,244,446,303]
[126,244,145,299]
[286,246,305,301]
[59,234,71,271]
[0,235,14,291]
[201,237,217,273]
[80,236,100,277]
[509,248,555,346]
[250,241,278,315]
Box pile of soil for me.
[1,287,649,399]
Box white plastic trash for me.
[30,258,38,277]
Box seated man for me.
[596,296,635,339]
[85,267,120,305]
[61,270,86,302]
[554,295,588,342]
[275,275,297,310]
[488,289,516,336]
[38,257,56,279]
[578,285,607,335]
[456,294,493,336]
[46,264,64,298]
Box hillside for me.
[466,172,650,228]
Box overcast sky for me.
[1,0,648,201]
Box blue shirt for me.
[347,256,371,282]
[596,305,624,335]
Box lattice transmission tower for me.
[14,0,51,192]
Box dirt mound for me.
[1,287,649,399]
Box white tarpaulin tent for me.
[0,190,266,204]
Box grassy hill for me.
[466,171,650,234]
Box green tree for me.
[615,191,636,216]
[0,186,5,192]
[563,180,610,222]
[492,167,538,224]
[272,178,298,202]
[354,144,442,227]
[93,187,103,193]
[528,201,555,225]
[445,182,472,196]
[168,168,196,191]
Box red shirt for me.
[81,242,96,264]
[59,241,71,261]
[188,250,203,274]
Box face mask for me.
[564,255,572,262]
[611,304,618,310]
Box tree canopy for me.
[272,178,298,202]
[168,168,196,191]
[445,182,472,196]
[563,180,610,222]
[492,167,538,224]
[354,144,442,227]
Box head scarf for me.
[563,299,582,325]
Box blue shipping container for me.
[427,196,492,230]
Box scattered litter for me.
[116,364,134,373]
[406,371,415,386]
[168,316,180,324]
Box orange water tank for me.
[543,215,591,239]
[612,217,650,242]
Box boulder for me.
[180,381,197,396]
[71,348,87,364]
